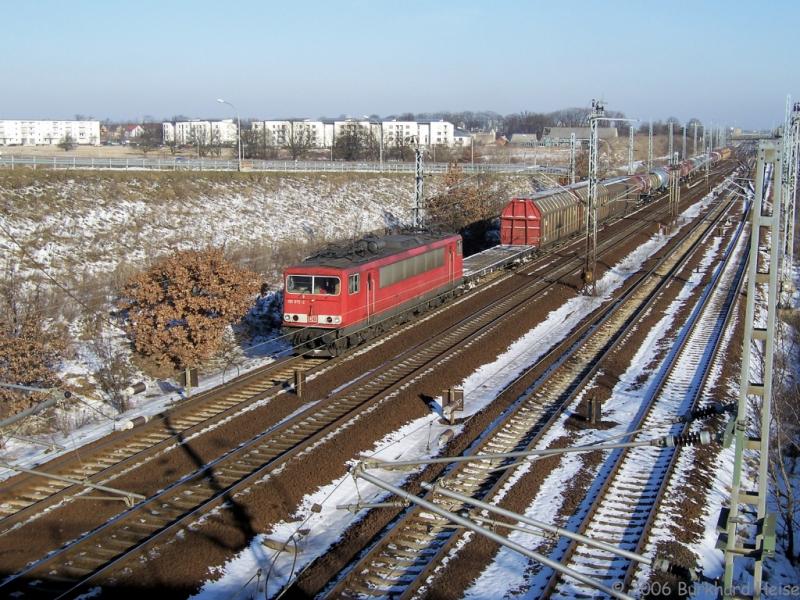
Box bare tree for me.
[768,318,800,564]
[286,125,315,160]
[333,124,379,161]
[241,128,278,160]
[186,127,220,158]
[385,134,415,162]
[208,128,223,158]
[137,123,162,155]
[83,315,136,412]
[426,165,504,232]
[58,133,76,151]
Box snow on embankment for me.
[0,171,416,288]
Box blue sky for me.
[1,0,796,128]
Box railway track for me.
[316,176,741,600]
[0,168,673,532]
[0,167,736,598]
[543,192,749,599]
[0,184,678,598]
[0,355,326,532]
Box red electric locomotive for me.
[283,233,463,355]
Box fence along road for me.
[0,154,567,175]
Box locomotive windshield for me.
[286,275,340,295]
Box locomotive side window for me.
[313,276,340,295]
[349,274,360,294]
[287,275,312,294]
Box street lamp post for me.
[216,98,242,171]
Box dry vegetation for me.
[0,167,534,421]
[119,248,261,370]
[0,268,66,419]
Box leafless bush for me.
[83,315,136,413]
[768,314,800,564]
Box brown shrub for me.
[119,247,261,369]
[0,269,66,419]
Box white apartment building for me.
[247,118,461,150]
[162,122,175,143]
[162,119,238,145]
[0,120,101,146]
[427,121,454,146]
[382,121,417,146]
[333,119,382,143]
[252,120,333,148]
[252,120,291,146]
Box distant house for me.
[453,129,472,146]
[123,124,144,140]
[542,126,618,142]
[471,130,496,145]
[509,133,538,146]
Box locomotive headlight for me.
[284,314,290,321]
[326,316,333,323]
[292,315,299,321]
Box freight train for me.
[283,149,732,355]
[501,148,731,246]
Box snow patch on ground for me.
[188,184,726,599]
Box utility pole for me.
[681,124,687,159]
[379,124,384,172]
[647,121,653,171]
[569,132,577,185]
[471,136,474,166]
[414,141,424,228]
[669,151,680,222]
[628,125,634,175]
[584,99,604,295]
[788,104,800,276]
[780,101,799,300]
[668,122,674,161]
[581,101,637,296]
[722,141,781,599]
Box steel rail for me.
[0,190,682,599]
[313,170,738,600]
[0,355,323,531]
[0,167,731,600]
[543,190,749,599]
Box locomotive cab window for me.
[287,275,340,295]
[313,276,340,295]
[348,274,360,294]
[287,275,312,294]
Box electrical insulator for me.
[672,403,732,423]
[657,431,713,448]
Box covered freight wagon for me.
[500,191,584,247]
